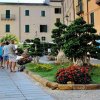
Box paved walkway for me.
[39,56,100,65]
[39,56,54,64]
[90,58,100,64]
[45,88,100,100]
[0,68,54,100]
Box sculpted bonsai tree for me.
[28,38,43,63]
[51,22,68,63]
[63,17,100,65]
[51,22,67,54]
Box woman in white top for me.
[8,40,17,72]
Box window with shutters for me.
[25,10,29,16]
[25,25,30,33]
[41,11,45,17]
[6,24,10,32]
[90,12,94,25]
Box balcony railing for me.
[76,2,83,15]
[96,0,100,5]
[1,14,15,20]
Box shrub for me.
[17,48,24,56]
[56,65,91,84]
[33,64,53,71]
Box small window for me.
[6,10,10,18]
[6,24,10,32]
[55,8,61,14]
[40,25,47,32]
[90,12,94,25]
[25,25,29,33]
[41,37,46,41]
[56,18,60,23]
[25,10,29,16]
[41,11,45,17]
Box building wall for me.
[75,0,100,34]
[0,5,19,39]
[63,0,75,25]
[0,2,63,42]
[88,0,100,35]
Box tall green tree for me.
[51,22,67,52]
[63,17,100,65]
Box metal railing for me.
[1,14,15,20]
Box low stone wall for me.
[24,69,100,90]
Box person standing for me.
[8,40,17,72]
[3,41,9,69]
[0,43,4,68]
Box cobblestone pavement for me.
[0,68,54,100]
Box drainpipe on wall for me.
[61,0,64,24]
[87,0,89,24]
[19,5,21,42]
[73,0,75,20]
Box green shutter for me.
[44,25,47,32]
[25,10,29,16]
[41,11,45,16]
[6,24,10,32]
[90,12,94,25]
[6,10,10,18]
[25,25,29,32]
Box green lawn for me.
[26,63,100,84]
[90,66,100,84]
[26,63,71,82]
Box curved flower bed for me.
[56,65,91,84]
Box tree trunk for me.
[73,58,83,66]
[33,56,39,63]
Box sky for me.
[0,0,45,3]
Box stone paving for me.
[0,68,54,100]
[90,58,100,64]
[39,55,55,64]
[39,56,100,64]
[43,87,100,100]
[1,56,100,100]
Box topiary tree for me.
[28,38,43,63]
[63,17,100,65]
[51,22,67,54]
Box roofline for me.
[0,2,49,6]
[50,0,62,2]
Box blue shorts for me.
[4,56,9,61]
[0,56,3,61]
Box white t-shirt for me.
[3,45,9,56]
[7,44,16,55]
